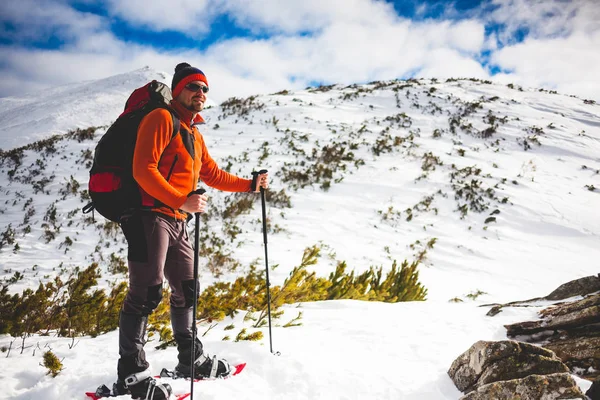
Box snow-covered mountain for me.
[0,67,170,150]
[0,69,598,399]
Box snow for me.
[0,70,598,399]
[0,67,193,151]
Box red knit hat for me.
[171,62,208,98]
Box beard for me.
[184,97,204,112]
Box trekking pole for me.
[253,170,278,355]
[189,188,205,399]
[260,186,275,354]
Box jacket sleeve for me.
[197,132,253,192]
[133,109,188,209]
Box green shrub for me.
[372,128,405,156]
[279,141,358,190]
[450,164,503,218]
[326,259,427,302]
[421,152,443,171]
[59,176,81,199]
[42,350,63,377]
[65,127,98,142]
[202,245,426,329]
[265,189,292,209]
[0,264,124,337]
[220,96,265,119]
[466,290,487,300]
[108,253,128,275]
[0,224,16,250]
[2,246,427,348]
[145,245,427,346]
[235,328,263,342]
[222,194,255,219]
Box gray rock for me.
[477,352,569,388]
[545,336,600,373]
[460,372,586,400]
[505,294,600,337]
[448,340,567,393]
[484,275,600,317]
[505,294,600,379]
[546,275,600,301]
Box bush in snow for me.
[1,244,427,351]
[279,140,361,191]
[42,350,63,377]
[147,245,427,348]
[0,224,16,250]
[0,264,125,338]
[219,95,265,120]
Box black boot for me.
[175,353,232,379]
[122,369,172,400]
[170,307,231,379]
[112,378,129,396]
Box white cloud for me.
[491,31,600,99]
[197,16,487,94]
[0,47,130,90]
[0,0,106,43]
[0,0,599,104]
[419,48,489,79]
[99,0,399,36]
[447,20,486,53]
[487,0,600,44]
[485,0,600,100]
[103,0,220,34]
[0,5,490,101]
[221,0,398,34]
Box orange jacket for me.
[133,100,252,220]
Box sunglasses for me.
[184,82,209,94]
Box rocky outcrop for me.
[482,275,600,381]
[450,276,599,398]
[448,340,576,396]
[545,275,600,301]
[448,340,585,399]
[486,274,600,317]
[505,293,600,380]
[505,294,600,336]
[461,373,585,400]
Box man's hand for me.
[180,193,208,213]
[253,172,269,192]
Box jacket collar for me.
[170,100,205,127]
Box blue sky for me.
[0,0,599,102]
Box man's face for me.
[177,81,208,113]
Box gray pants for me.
[117,212,202,379]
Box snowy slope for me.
[0,70,598,399]
[0,67,169,150]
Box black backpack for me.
[83,80,180,222]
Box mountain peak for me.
[0,67,171,150]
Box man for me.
[115,62,269,399]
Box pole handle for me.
[252,169,269,177]
[188,188,206,197]
[251,169,268,192]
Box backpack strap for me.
[161,107,181,166]
[145,108,182,213]
[159,109,180,183]
[168,109,181,140]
